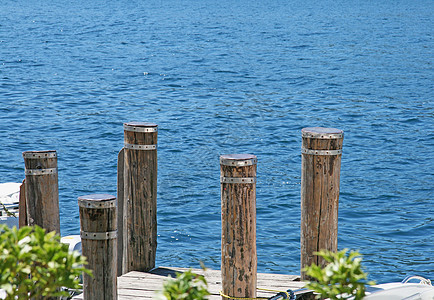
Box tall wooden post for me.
[220,154,257,299]
[22,150,60,233]
[300,127,344,280]
[122,122,158,273]
[117,148,125,276]
[78,194,117,300]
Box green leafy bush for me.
[0,225,91,299]
[303,249,375,300]
[155,268,210,300]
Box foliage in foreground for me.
[303,249,375,300]
[0,225,91,299]
[155,267,210,300]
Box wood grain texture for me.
[123,122,158,273]
[23,150,60,233]
[78,194,117,300]
[300,128,343,280]
[220,154,257,299]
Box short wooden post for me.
[220,154,257,299]
[22,150,60,233]
[78,194,117,300]
[122,122,158,273]
[300,127,344,280]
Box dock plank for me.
[73,266,312,299]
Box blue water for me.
[1,0,433,284]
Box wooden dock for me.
[73,266,313,299]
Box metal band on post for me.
[23,152,57,159]
[78,198,116,209]
[220,156,258,167]
[24,168,58,175]
[301,149,342,155]
[80,231,118,240]
[220,177,256,184]
[123,124,158,133]
[124,143,157,150]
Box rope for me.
[258,288,291,299]
[219,290,268,300]
[220,288,295,300]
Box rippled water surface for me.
[1,0,433,283]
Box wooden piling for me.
[78,194,117,300]
[18,179,26,228]
[220,154,257,299]
[22,150,60,233]
[117,148,125,276]
[122,122,158,273]
[300,127,344,280]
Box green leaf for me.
[155,268,210,299]
[0,225,92,298]
[303,249,375,300]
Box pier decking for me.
[73,267,313,299]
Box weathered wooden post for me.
[300,127,344,280]
[78,194,117,300]
[120,122,158,273]
[18,179,26,228]
[220,154,257,299]
[117,148,125,276]
[22,150,60,233]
